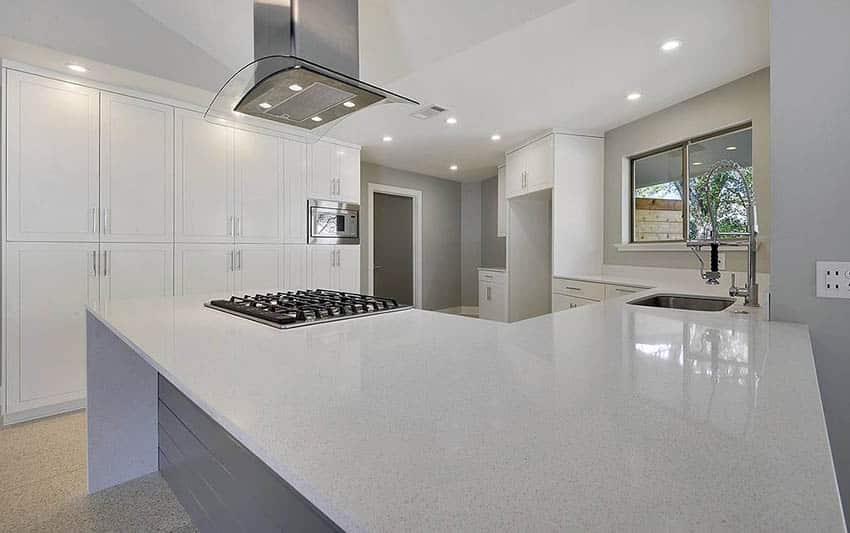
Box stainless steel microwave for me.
[308,200,360,244]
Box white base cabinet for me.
[3,243,97,417]
[307,245,360,293]
[478,270,508,322]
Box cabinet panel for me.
[99,243,174,307]
[337,145,360,203]
[479,280,507,322]
[175,110,234,242]
[308,141,335,200]
[175,244,235,296]
[235,130,283,244]
[337,246,360,293]
[5,71,100,242]
[100,93,174,242]
[526,135,554,192]
[497,165,507,237]
[307,246,336,290]
[504,148,525,199]
[4,243,98,414]
[236,245,284,293]
[284,140,308,243]
[284,244,308,291]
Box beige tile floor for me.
[0,410,196,533]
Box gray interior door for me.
[373,193,413,305]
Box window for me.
[630,125,753,243]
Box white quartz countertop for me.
[88,293,844,532]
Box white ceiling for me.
[2,0,769,183]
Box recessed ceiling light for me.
[491,134,502,141]
[445,117,458,125]
[382,135,393,142]
[343,101,356,108]
[258,102,273,109]
[661,40,682,52]
[449,164,458,171]
[626,92,642,101]
[311,116,323,122]
[692,161,703,166]
[67,64,88,73]
[288,84,304,91]
[726,146,737,151]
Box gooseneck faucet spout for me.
[686,160,759,307]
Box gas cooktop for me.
[205,289,412,329]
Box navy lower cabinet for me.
[157,375,343,532]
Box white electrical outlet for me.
[717,253,727,271]
[816,261,850,299]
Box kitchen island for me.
[86,291,845,532]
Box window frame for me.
[629,122,753,244]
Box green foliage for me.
[688,167,753,240]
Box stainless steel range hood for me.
[206,0,417,135]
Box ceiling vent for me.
[410,105,448,120]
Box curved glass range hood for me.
[206,0,418,142]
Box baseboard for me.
[435,306,479,316]
[2,398,86,426]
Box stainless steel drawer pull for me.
[563,286,582,291]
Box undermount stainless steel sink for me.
[627,294,736,312]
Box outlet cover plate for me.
[816,261,850,299]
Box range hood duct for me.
[206,0,417,134]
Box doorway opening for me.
[367,183,422,308]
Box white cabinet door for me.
[100,93,174,242]
[504,148,525,199]
[284,139,308,243]
[479,280,507,322]
[337,246,361,293]
[5,71,100,242]
[337,145,361,203]
[236,245,284,293]
[4,242,98,415]
[308,140,335,200]
[175,110,235,242]
[235,130,283,244]
[174,244,235,295]
[99,243,174,307]
[497,165,507,237]
[526,135,554,192]
[307,245,336,289]
[283,244,308,291]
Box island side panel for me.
[86,311,159,493]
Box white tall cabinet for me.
[2,66,361,423]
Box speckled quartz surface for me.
[88,293,845,532]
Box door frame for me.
[367,183,423,309]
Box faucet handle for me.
[731,273,736,288]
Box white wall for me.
[461,182,482,307]
[771,0,850,520]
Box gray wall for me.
[771,0,850,520]
[480,176,507,268]
[461,182,482,307]
[604,68,771,273]
[360,163,462,311]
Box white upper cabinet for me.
[4,242,98,415]
[100,93,174,242]
[308,140,360,203]
[284,139,308,244]
[5,71,100,242]
[235,244,284,293]
[235,129,284,244]
[505,135,554,199]
[174,243,236,295]
[497,165,507,237]
[175,110,235,243]
[99,243,174,307]
[337,145,361,203]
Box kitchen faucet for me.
[686,160,759,307]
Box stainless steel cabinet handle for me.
[102,208,110,234]
[227,216,234,237]
[237,249,242,271]
[487,286,492,300]
[229,250,234,271]
[91,250,98,276]
[102,250,109,277]
[235,216,241,237]
[90,208,97,233]
[563,286,582,291]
